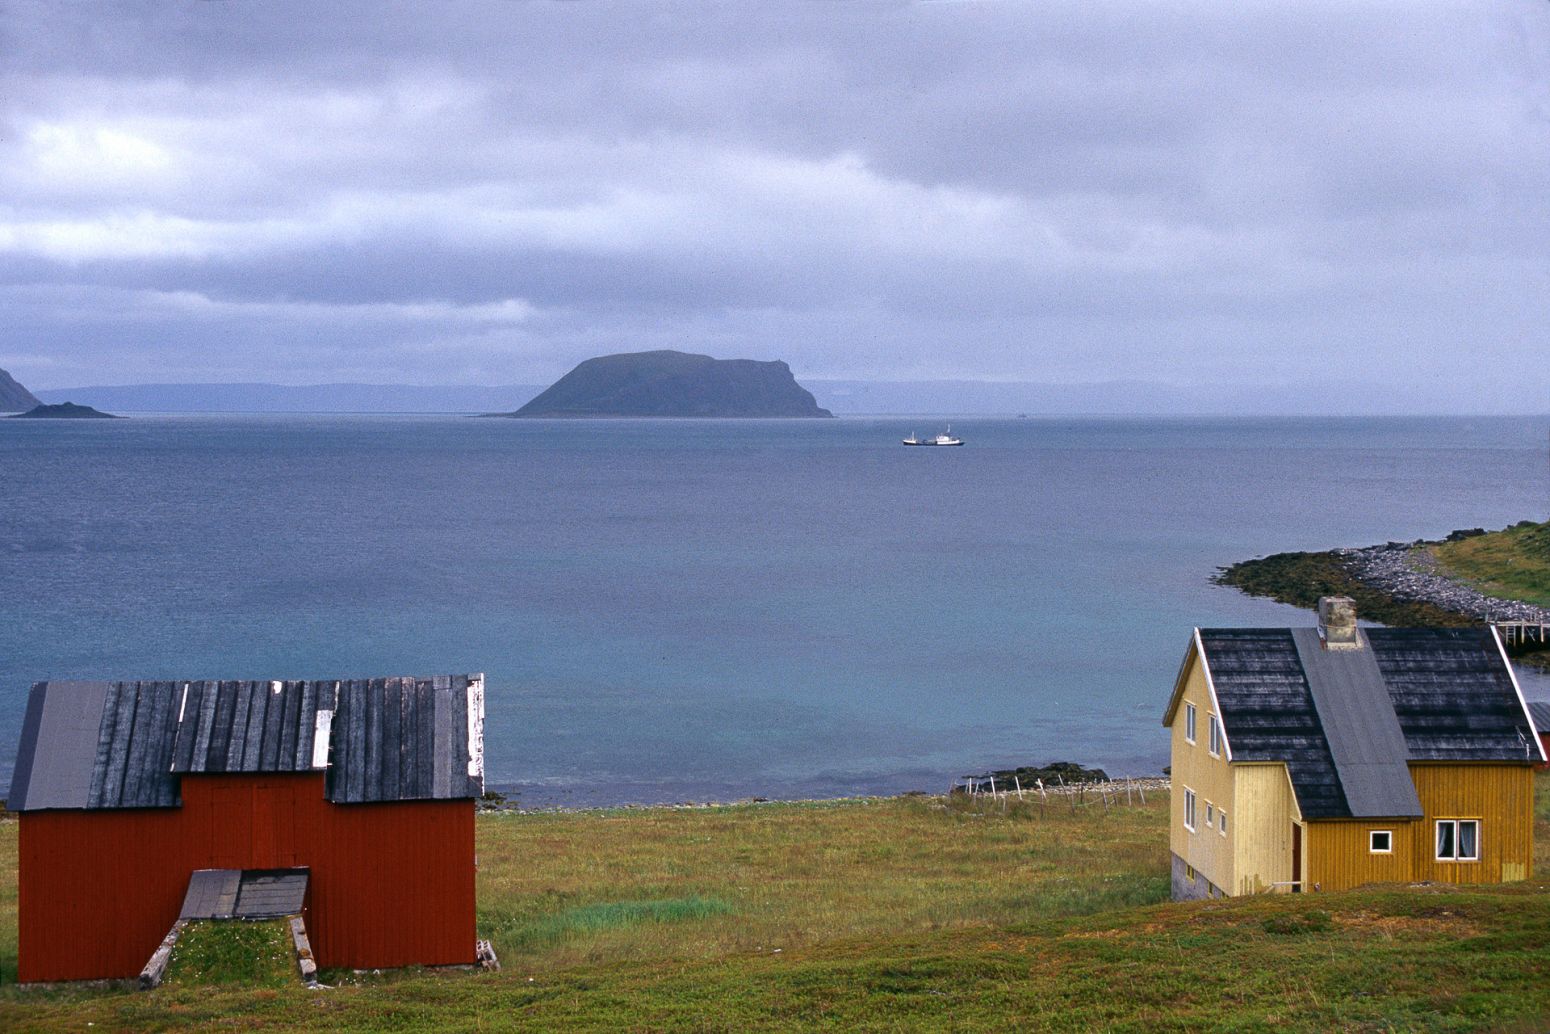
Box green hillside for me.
[1432,521,1550,609]
[3,784,1548,1032]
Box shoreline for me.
[476,776,1174,815]
[1215,530,1550,668]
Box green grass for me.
[1432,521,1550,608]
[2,781,1549,1032]
[164,919,297,988]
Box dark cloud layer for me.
[1,1,1546,410]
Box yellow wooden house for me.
[1163,597,1543,899]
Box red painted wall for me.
[18,773,475,982]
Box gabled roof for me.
[7,675,485,811]
[1167,626,1542,820]
[1529,700,1550,736]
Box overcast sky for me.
[2,1,1547,410]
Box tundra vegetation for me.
[1,778,1548,1032]
[1432,520,1550,609]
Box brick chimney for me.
[1317,596,1362,650]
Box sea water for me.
[2,414,1546,806]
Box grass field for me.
[2,780,1548,1032]
[1432,522,1550,609]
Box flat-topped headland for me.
[489,350,833,418]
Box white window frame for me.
[1205,801,1214,826]
[1183,787,1197,831]
[1370,830,1393,854]
[1185,702,1197,744]
[1208,713,1222,757]
[1435,819,1479,862]
[1219,810,1228,836]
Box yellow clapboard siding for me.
[1306,820,1415,892]
[1168,648,1235,892]
[1231,764,1299,895]
[1409,764,1533,885]
[1304,765,1533,891]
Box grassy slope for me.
[0,784,1547,1032]
[1432,521,1550,609]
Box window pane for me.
[1459,821,1477,860]
[1436,821,1455,859]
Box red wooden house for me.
[8,674,486,983]
[1531,701,1550,772]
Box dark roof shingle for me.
[1196,626,1539,821]
[7,674,484,811]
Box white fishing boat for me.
[902,425,963,446]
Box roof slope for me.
[8,675,484,811]
[1194,626,1539,820]
[1289,628,1421,818]
[1366,628,1537,760]
[1529,700,1550,735]
[1197,629,1349,819]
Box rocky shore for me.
[1216,526,1549,668]
[1341,542,1550,625]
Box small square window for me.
[1370,830,1392,853]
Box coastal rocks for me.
[954,761,1112,795]
[1339,542,1550,625]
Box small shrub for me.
[1262,910,1332,936]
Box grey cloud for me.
[0,1,1546,409]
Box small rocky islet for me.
[11,401,124,419]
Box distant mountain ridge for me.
[0,367,42,411]
[35,383,544,413]
[502,351,832,418]
[25,378,1548,416]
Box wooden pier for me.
[1495,621,1549,650]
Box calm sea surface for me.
[3,415,1547,806]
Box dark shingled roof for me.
[1366,628,1535,760]
[7,675,484,811]
[1529,701,1550,736]
[1198,629,1349,819]
[1194,627,1540,821]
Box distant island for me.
[492,350,833,418]
[12,402,124,419]
[1,366,42,412]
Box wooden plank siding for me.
[1230,764,1300,895]
[1168,652,1236,893]
[18,772,475,982]
[1305,820,1417,892]
[1409,764,1533,885]
[1303,764,1533,892]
